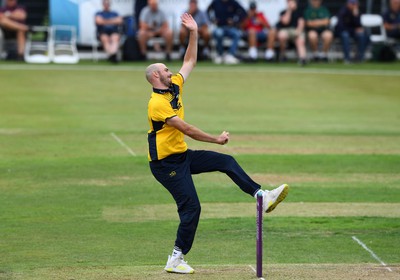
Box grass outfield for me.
[1,61,400,279]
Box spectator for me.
[0,0,29,60]
[242,1,276,61]
[138,0,173,61]
[335,0,368,63]
[207,0,246,64]
[277,0,307,66]
[134,0,147,28]
[383,0,400,41]
[304,0,333,62]
[95,0,123,63]
[179,0,211,60]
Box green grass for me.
[1,62,400,279]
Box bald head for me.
[145,63,162,84]
[148,0,158,11]
[145,63,172,88]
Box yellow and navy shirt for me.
[147,73,187,161]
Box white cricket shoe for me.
[265,49,275,60]
[263,184,289,213]
[213,55,223,64]
[224,53,240,64]
[164,255,194,274]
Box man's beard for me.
[159,74,171,88]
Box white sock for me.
[172,247,182,258]
[254,189,265,199]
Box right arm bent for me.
[166,116,229,145]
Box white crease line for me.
[249,265,266,280]
[110,132,136,157]
[352,236,392,272]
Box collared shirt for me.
[304,5,330,31]
[277,9,303,29]
[243,12,270,32]
[336,6,362,33]
[147,74,187,161]
[382,8,400,38]
[207,0,246,27]
[140,6,167,30]
[95,10,120,33]
[190,9,209,28]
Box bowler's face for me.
[158,65,173,87]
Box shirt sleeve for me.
[139,7,148,23]
[159,10,168,24]
[173,73,184,87]
[151,99,177,122]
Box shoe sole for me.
[266,184,289,213]
[165,268,194,274]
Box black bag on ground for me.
[122,36,144,61]
[372,43,397,62]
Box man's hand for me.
[181,13,198,32]
[217,131,229,145]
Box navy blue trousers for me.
[150,149,261,255]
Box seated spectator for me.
[0,0,29,60]
[207,0,246,64]
[138,0,173,61]
[383,0,400,41]
[304,0,333,62]
[242,1,276,61]
[179,0,211,60]
[335,0,368,63]
[95,0,123,63]
[277,0,307,66]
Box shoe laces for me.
[178,256,188,264]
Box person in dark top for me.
[134,0,148,28]
[95,0,123,63]
[207,0,246,64]
[335,0,368,63]
[304,0,333,62]
[276,0,307,66]
[0,0,29,59]
[383,0,400,40]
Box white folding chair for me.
[361,14,387,43]
[24,26,52,64]
[51,25,79,64]
[0,28,4,59]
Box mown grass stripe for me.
[102,202,400,222]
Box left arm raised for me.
[179,13,198,81]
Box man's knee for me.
[219,154,237,168]
[213,27,223,39]
[178,197,201,219]
[307,30,317,41]
[230,28,241,39]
